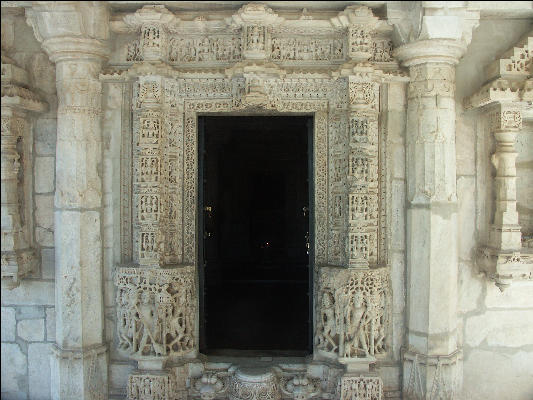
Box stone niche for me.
[105,3,405,399]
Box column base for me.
[402,349,461,400]
[50,344,108,400]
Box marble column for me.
[395,40,465,399]
[26,3,110,398]
[488,105,523,252]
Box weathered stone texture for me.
[465,310,533,348]
[463,349,533,400]
[34,157,55,193]
[1,343,28,397]
[17,319,45,342]
[28,343,51,399]
[1,307,16,342]
[45,307,55,342]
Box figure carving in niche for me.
[317,291,337,352]
[317,268,389,359]
[136,290,164,356]
[115,267,196,358]
[247,25,264,51]
[344,290,369,358]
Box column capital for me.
[25,1,110,63]
[389,2,479,66]
[394,39,467,67]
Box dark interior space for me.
[199,116,312,355]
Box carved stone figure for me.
[317,291,337,352]
[317,267,390,360]
[344,290,369,358]
[115,267,196,358]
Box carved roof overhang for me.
[465,32,533,112]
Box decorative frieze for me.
[316,267,390,360]
[168,36,242,63]
[229,368,280,400]
[332,5,380,63]
[115,266,196,358]
[338,376,383,400]
[128,370,176,400]
[270,37,345,62]
[346,76,380,268]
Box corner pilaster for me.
[26,2,110,398]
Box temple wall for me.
[1,4,532,400]
[1,14,57,400]
[455,19,533,400]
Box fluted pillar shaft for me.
[48,48,108,400]
[26,2,111,397]
[396,40,465,399]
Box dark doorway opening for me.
[199,116,313,355]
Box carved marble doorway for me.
[198,116,313,355]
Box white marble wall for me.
[456,19,533,400]
[1,14,57,400]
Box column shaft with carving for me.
[51,55,108,400]
[489,105,522,250]
[396,45,463,399]
[26,2,110,398]
[465,33,533,290]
